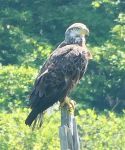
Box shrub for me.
[0,65,37,111]
[0,108,125,149]
[0,108,60,150]
[78,109,125,149]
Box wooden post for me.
[59,99,80,150]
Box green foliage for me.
[22,43,52,68]
[0,65,37,111]
[0,108,60,150]
[0,0,121,65]
[0,0,52,65]
[78,109,125,149]
[1,108,125,149]
[0,23,52,66]
[111,12,125,50]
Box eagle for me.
[25,23,92,128]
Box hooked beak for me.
[85,28,89,36]
[80,28,89,36]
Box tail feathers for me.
[25,110,38,126]
[25,109,44,129]
[32,113,44,130]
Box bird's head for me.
[65,23,89,45]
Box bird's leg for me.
[60,97,76,113]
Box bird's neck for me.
[65,36,86,47]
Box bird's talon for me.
[60,98,76,113]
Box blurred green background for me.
[0,0,125,149]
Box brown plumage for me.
[25,23,92,128]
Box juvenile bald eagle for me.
[25,23,92,128]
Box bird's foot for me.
[60,97,76,113]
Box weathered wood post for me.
[59,98,80,150]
